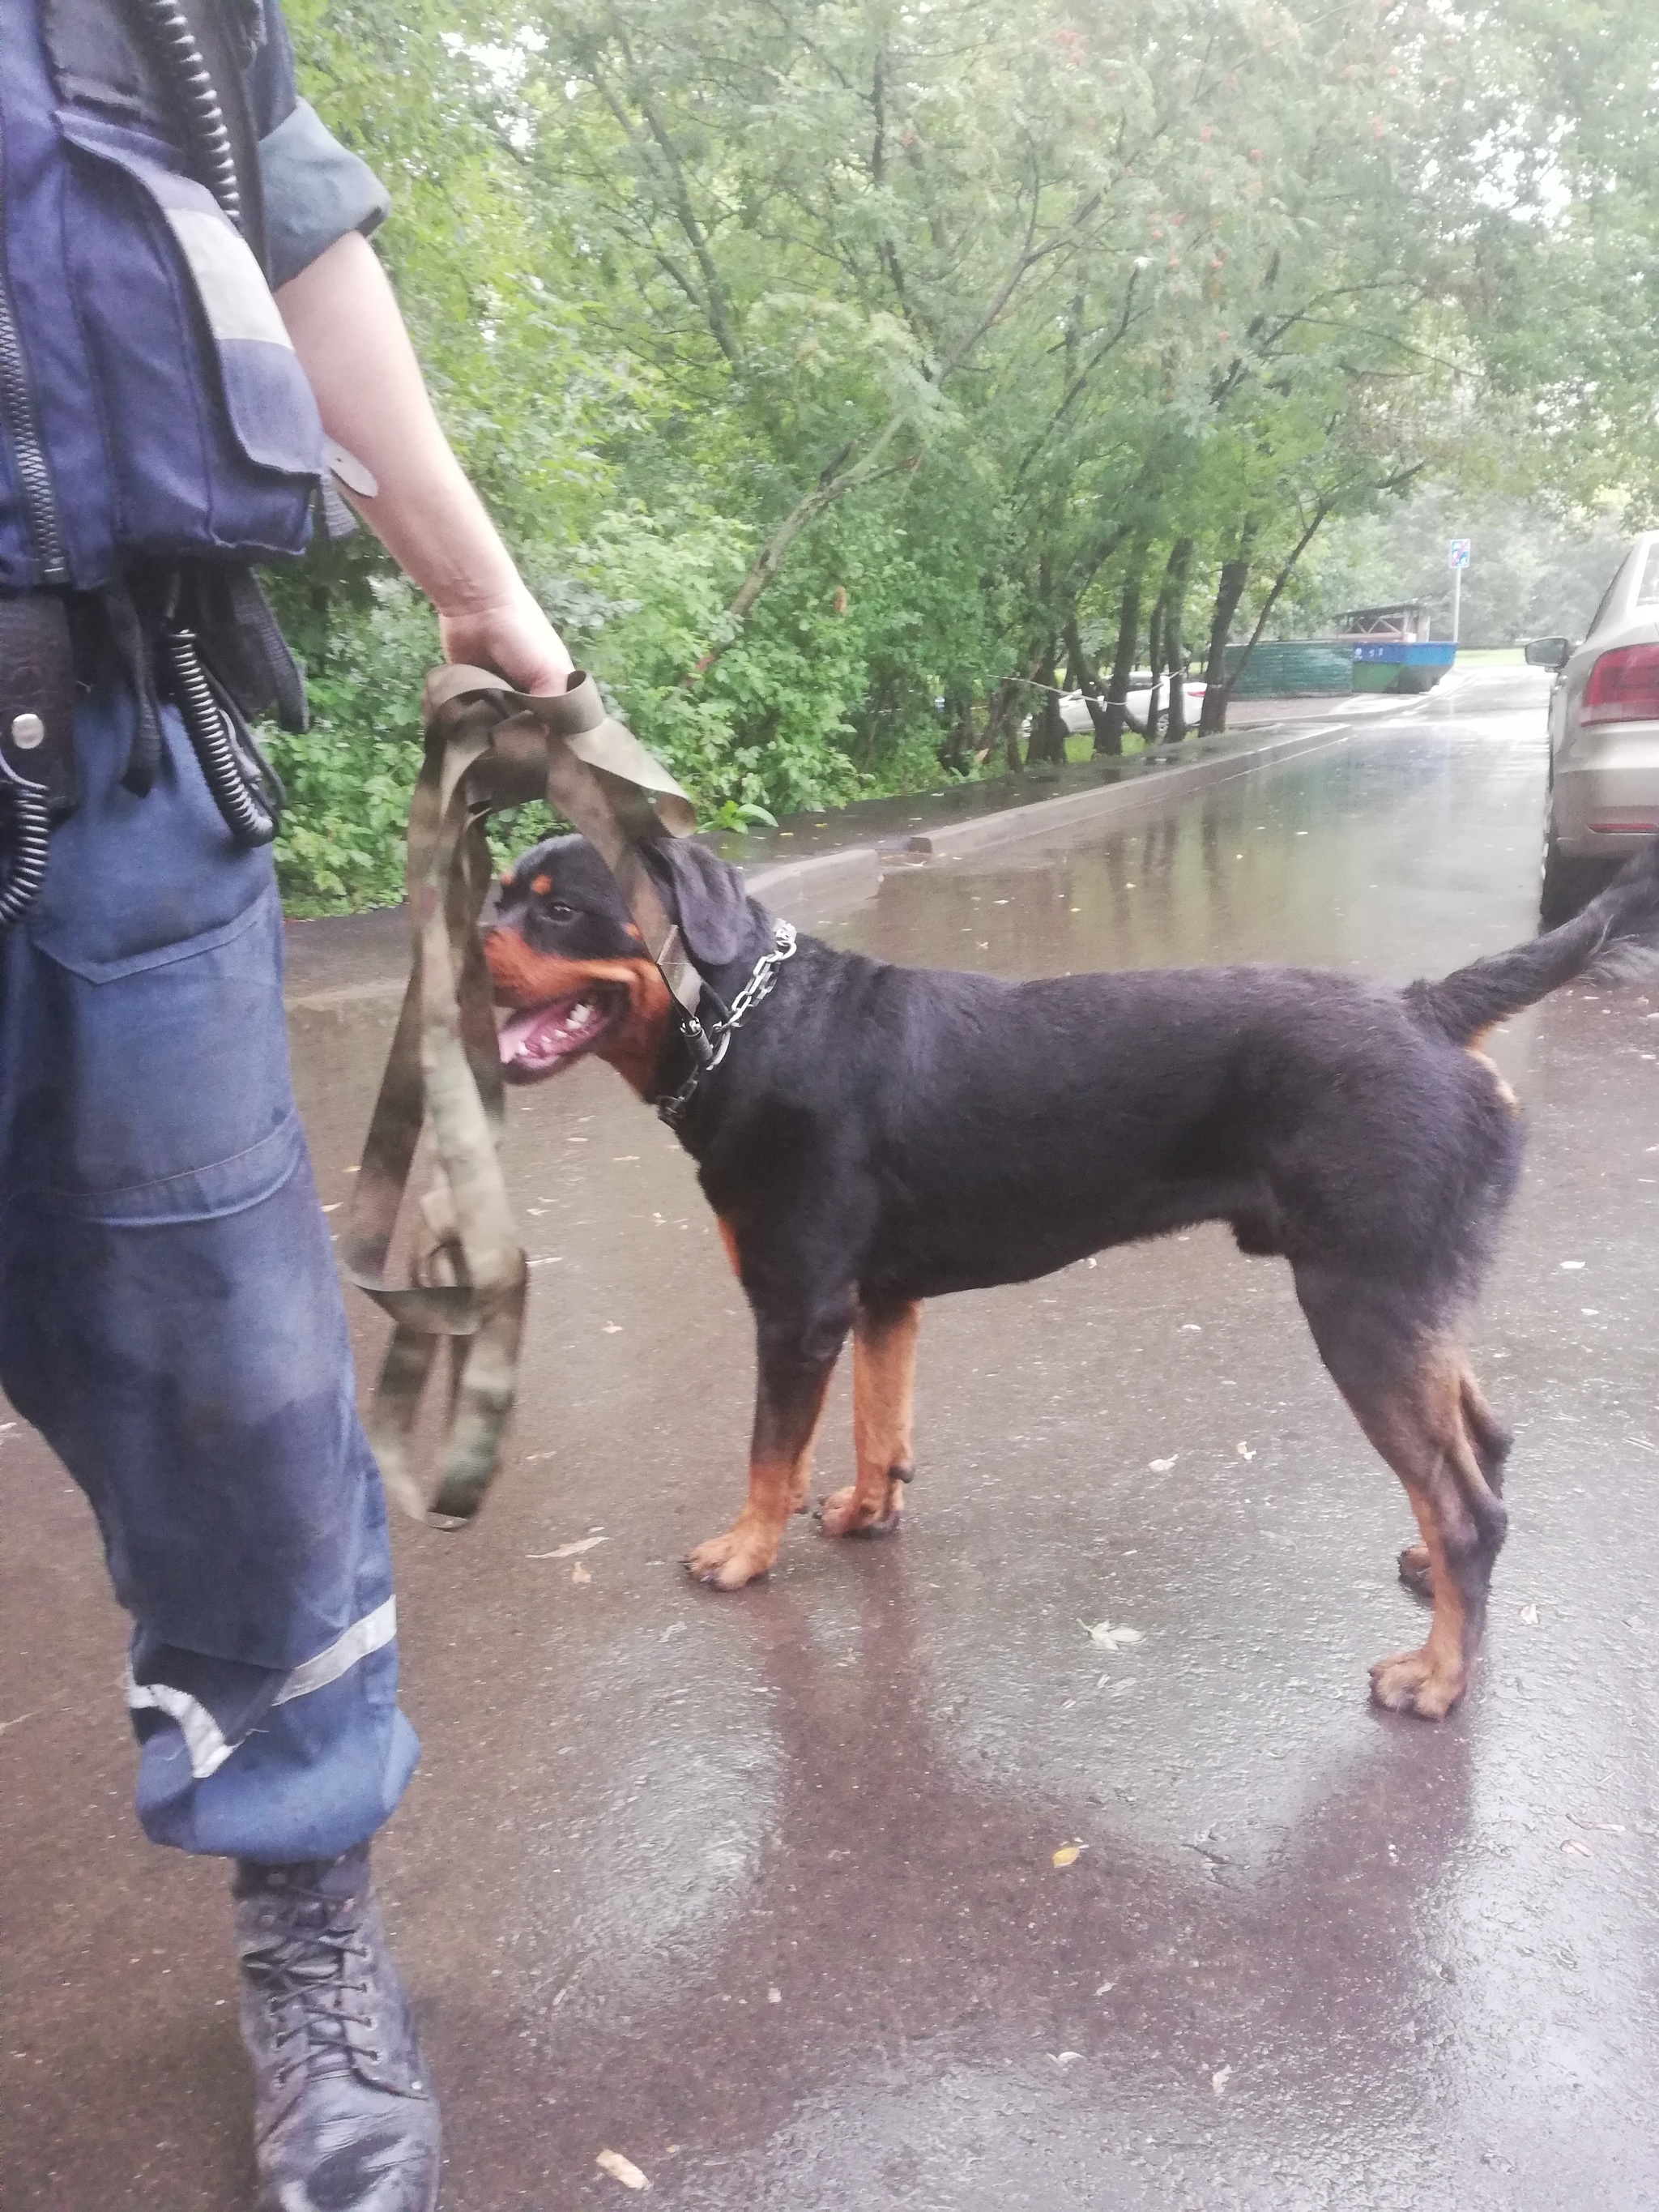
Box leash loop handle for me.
[343,668,696,1527]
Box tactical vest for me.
[0,0,322,595]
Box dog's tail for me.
[1410,834,1659,1045]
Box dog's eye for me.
[547,901,576,922]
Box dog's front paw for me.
[1368,1644,1466,1720]
[817,1477,905,1539]
[685,1516,780,1590]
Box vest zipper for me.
[0,131,69,587]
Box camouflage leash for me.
[342,666,698,1527]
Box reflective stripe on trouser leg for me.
[0,671,418,1860]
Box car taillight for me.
[1582,643,1659,725]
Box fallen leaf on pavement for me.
[1236,1441,1256,1462]
[1080,1619,1144,1650]
[526,1536,607,1561]
[1560,1837,1593,1857]
[571,1562,592,1584]
[602,1322,623,1334]
[1050,2050,1082,2066]
[1213,2065,1231,2095]
[596,2149,650,2190]
[1148,1455,1178,1472]
[1052,1844,1084,1868]
[1519,1603,1538,1625]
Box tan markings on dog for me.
[531,873,552,896]
[686,1377,833,1586]
[1352,1337,1503,1719]
[1397,1539,1434,1598]
[482,929,672,1094]
[1467,1046,1520,1115]
[717,1217,742,1280]
[821,1300,923,1539]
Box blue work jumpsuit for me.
[0,0,418,1859]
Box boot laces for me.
[249,1907,379,2088]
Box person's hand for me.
[438,582,574,697]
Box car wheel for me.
[1540,825,1617,929]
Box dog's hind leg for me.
[686,1294,851,1591]
[820,1299,923,1539]
[1294,1267,1508,1719]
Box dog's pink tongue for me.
[497,1007,552,1065]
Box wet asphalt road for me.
[9,665,1659,2210]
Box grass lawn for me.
[1062,726,1150,765]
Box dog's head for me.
[482,833,753,1092]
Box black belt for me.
[0,594,76,924]
[0,566,305,918]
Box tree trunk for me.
[1063,617,1090,694]
[1145,589,1166,745]
[1067,615,1112,753]
[1100,557,1145,756]
[981,676,1025,774]
[1027,634,1067,767]
[1197,517,1256,736]
[1217,502,1333,717]
[1162,536,1196,744]
[939,687,977,773]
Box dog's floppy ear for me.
[642,836,752,968]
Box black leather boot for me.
[233,1845,441,2212]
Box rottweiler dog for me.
[483,831,1659,1718]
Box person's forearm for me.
[275,230,570,692]
[275,230,517,617]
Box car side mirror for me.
[1525,636,1572,670]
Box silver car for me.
[1528,532,1659,922]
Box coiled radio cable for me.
[0,775,53,926]
[160,614,279,847]
[126,0,243,228]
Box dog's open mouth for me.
[497,986,626,1082]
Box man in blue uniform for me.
[0,5,570,2206]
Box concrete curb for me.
[743,841,884,920]
[285,717,1350,1010]
[900,721,1347,865]
[739,719,1350,920]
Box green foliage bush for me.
[263,580,433,915]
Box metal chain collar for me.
[658,918,798,1129]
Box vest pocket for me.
[54,110,320,550]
